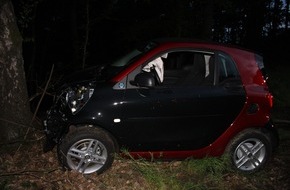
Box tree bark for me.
[286,0,290,29]
[0,0,32,141]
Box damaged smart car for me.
[43,39,279,174]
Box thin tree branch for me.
[30,64,54,125]
[0,136,44,146]
[0,117,31,128]
[29,90,54,102]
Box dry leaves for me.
[1,128,290,190]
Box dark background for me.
[10,0,290,100]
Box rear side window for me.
[255,54,268,81]
[218,53,240,83]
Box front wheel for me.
[226,129,272,173]
[58,126,116,174]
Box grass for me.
[179,156,231,190]
[124,153,233,190]
[123,147,289,190]
[0,180,9,190]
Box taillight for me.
[266,93,274,108]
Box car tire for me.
[57,126,115,174]
[225,129,272,173]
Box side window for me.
[162,51,215,86]
[218,53,239,83]
[127,50,215,89]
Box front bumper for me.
[43,108,68,152]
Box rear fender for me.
[262,120,279,150]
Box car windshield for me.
[100,41,157,80]
[111,49,142,67]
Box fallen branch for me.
[0,135,44,146]
[0,117,31,129]
[0,168,63,189]
[0,168,59,177]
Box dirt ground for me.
[0,123,289,190]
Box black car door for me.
[119,50,246,151]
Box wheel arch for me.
[225,127,272,152]
[262,120,279,151]
[66,124,120,153]
[224,126,273,173]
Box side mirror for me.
[130,72,155,87]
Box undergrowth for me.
[122,150,234,190]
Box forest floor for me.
[0,109,290,190]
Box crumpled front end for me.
[43,91,70,152]
[43,81,95,152]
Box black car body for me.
[43,39,278,174]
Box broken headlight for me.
[65,83,95,114]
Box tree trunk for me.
[286,0,290,29]
[0,0,32,141]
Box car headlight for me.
[65,84,95,114]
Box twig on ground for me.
[0,117,31,129]
[0,136,44,146]
[0,168,59,177]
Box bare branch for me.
[30,64,54,125]
[0,168,59,177]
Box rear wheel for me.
[58,126,115,174]
[226,129,272,173]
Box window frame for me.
[216,51,241,85]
